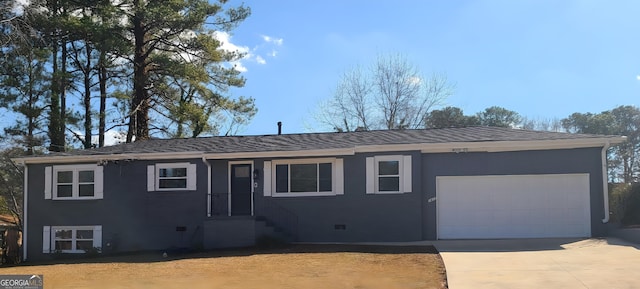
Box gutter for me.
[202,157,212,218]
[601,142,611,223]
[22,164,28,261]
[12,137,626,165]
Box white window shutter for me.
[94,166,104,199]
[365,157,374,194]
[263,161,272,196]
[335,159,344,195]
[44,166,52,199]
[147,165,155,192]
[42,226,51,253]
[93,225,102,251]
[187,164,197,190]
[403,155,412,193]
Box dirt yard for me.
[0,245,447,289]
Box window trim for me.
[45,225,102,254]
[148,162,197,192]
[366,155,412,194]
[50,164,103,200]
[270,158,343,197]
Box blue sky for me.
[221,0,640,135]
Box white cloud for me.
[258,35,284,62]
[212,32,284,71]
[637,75,640,81]
[214,31,250,55]
[233,63,248,72]
[100,130,127,146]
[262,35,284,46]
[72,130,126,147]
[213,31,251,72]
[409,76,421,85]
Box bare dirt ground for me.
[0,245,447,289]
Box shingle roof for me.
[43,126,623,157]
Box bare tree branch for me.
[315,54,454,131]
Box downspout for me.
[22,163,28,261]
[202,157,212,217]
[601,142,611,223]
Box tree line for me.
[0,0,255,154]
[425,105,640,183]
[316,55,639,183]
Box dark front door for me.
[231,164,252,216]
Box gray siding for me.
[421,148,606,239]
[253,151,424,243]
[26,159,209,261]
[252,148,605,243]
[25,146,607,261]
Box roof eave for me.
[355,137,626,154]
[12,151,206,165]
[12,136,626,165]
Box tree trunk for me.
[98,51,106,148]
[130,0,150,142]
[83,44,92,149]
[60,37,67,148]
[26,54,35,155]
[48,37,63,152]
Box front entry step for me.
[255,219,294,243]
[203,218,256,249]
[203,217,293,249]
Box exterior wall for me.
[252,147,605,243]
[203,217,255,249]
[26,159,209,261]
[253,151,424,243]
[421,147,606,239]
[24,146,606,261]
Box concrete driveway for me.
[435,238,640,289]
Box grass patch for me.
[0,245,447,289]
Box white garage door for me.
[437,174,591,239]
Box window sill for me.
[152,188,196,192]
[52,196,101,200]
[367,191,408,195]
[271,192,338,197]
[56,250,94,254]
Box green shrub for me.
[609,183,640,225]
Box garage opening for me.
[436,174,591,239]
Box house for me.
[13,127,625,261]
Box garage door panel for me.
[437,174,591,239]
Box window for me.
[265,158,344,197]
[158,167,187,189]
[147,163,197,191]
[42,225,102,254]
[45,165,103,200]
[378,159,400,192]
[366,155,412,194]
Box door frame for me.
[228,161,255,216]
